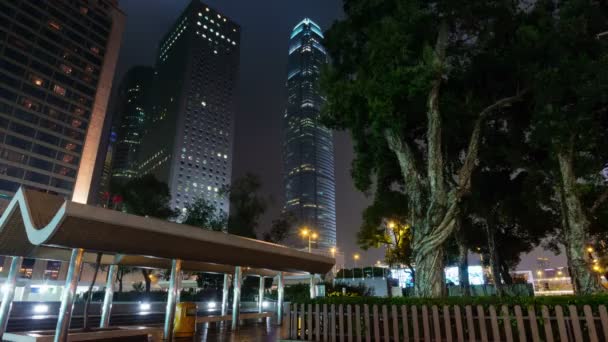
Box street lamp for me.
[300,227,318,253]
[353,253,360,268]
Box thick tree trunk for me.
[414,247,446,297]
[499,259,513,285]
[141,269,152,292]
[557,151,604,294]
[485,222,504,296]
[454,221,470,296]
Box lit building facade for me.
[0,0,125,207]
[111,66,154,184]
[137,1,239,214]
[283,19,336,250]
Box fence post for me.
[527,306,540,342]
[569,305,583,342]
[541,306,554,342]
[514,305,526,342]
[598,305,608,342]
[347,304,353,342]
[583,305,599,342]
[331,304,336,342]
[355,304,362,342]
[421,305,431,342]
[501,305,513,342]
[392,305,400,342]
[339,304,345,342]
[382,305,390,342]
[555,305,568,342]
[364,304,371,342]
[476,305,488,342]
[443,306,453,342]
[307,303,313,341]
[465,305,476,342]
[454,305,464,342]
[324,304,329,342]
[488,305,500,342]
[411,305,420,342]
[402,305,410,342]
[315,303,321,341]
[373,305,380,342]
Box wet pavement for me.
[176,319,281,342]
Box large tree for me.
[524,0,608,294]
[182,196,227,232]
[223,173,267,238]
[322,0,530,296]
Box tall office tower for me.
[283,19,336,250]
[111,66,155,184]
[0,0,125,209]
[138,1,239,214]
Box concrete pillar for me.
[221,273,231,316]
[231,266,242,330]
[309,274,316,299]
[277,272,284,325]
[54,248,84,342]
[0,256,23,338]
[164,259,182,341]
[100,264,117,328]
[257,276,265,313]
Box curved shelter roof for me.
[0,188,334,274]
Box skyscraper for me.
[111,66,155,184]
[283,19,336,250]
[137,1,239,214]
[0,0,125,208]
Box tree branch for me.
[385,129,425,214]
[456,89,529,196]
[590,188,608,214]
[427,20,449,202]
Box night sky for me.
[113,0,563,270]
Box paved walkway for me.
[176,320,281,342]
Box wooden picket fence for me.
[281,303,608,341]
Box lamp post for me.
[300,227,318,253]
[353,253,360,279]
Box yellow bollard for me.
[174,302,197,337]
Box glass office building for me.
[0,0,125,208]
[111,66,155,184]
[283,19,336,250]
[137,1,239,215]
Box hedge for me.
[299,294,608,309]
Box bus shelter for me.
[0,188,334,341]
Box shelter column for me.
[277,272,284,325]
[231,266,242,330]
[309,274,316,299]
[164,259,182,341]
[100,264,117,328]
[54,248,84,342]
[221,273,231,316]
[0,256,23,338]
[257,276,265,313]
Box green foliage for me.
[223,173,267,238]
[118,174,176,219]
[131,281,144,292]
[182,196,227,231]
[263,212,296,243]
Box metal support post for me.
[277,272,284,325]
[258,276,265,313]
[164,259,182,341]
[310,274,316,299]
[0,256,23,338]
[100,264,117,328]
[221,273,231,316]
[231,266,242,330]
[54,248,84,342]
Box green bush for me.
[298,294,608,309]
